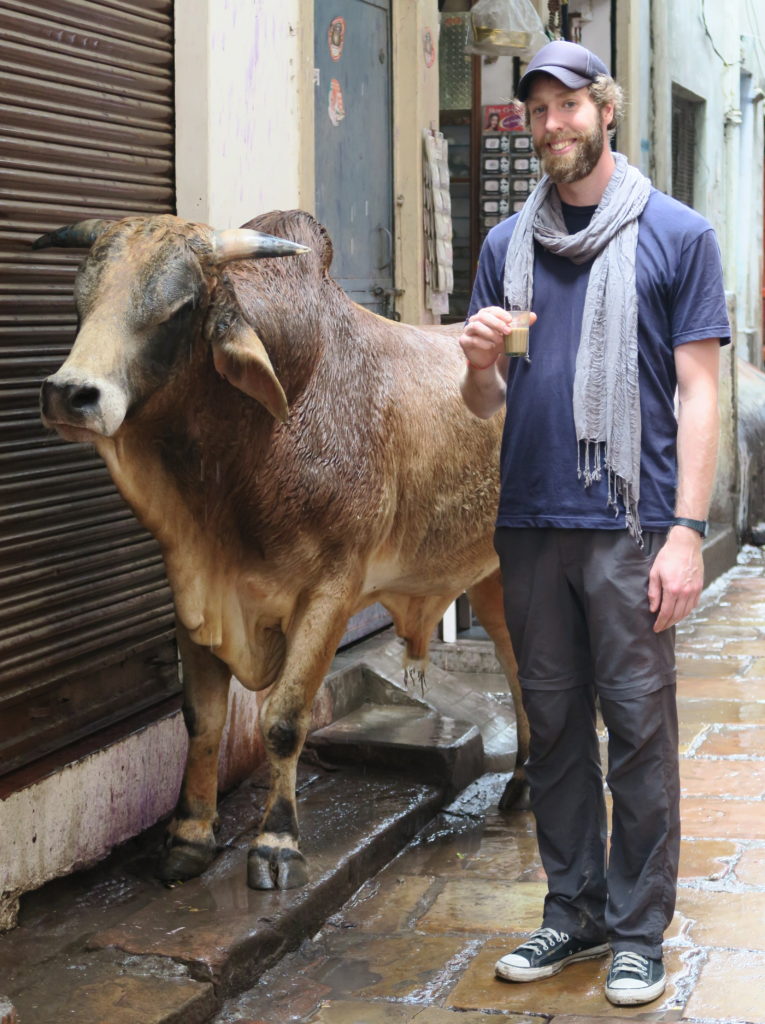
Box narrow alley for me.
[214,546,765,1024]
[3,547,765,1024]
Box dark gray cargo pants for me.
[495,527,680,960]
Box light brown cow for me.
[37,210,528,890]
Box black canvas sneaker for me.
[495,927,609,982]
[605,951,667,1005]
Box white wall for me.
[175,0,313,229]
[662,0,765,363]
[0,714,187,931]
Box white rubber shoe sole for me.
[495,942,609,982]
[605,972,667,1005]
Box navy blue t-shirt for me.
[468,187,731,531]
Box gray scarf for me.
[503,152,652,541]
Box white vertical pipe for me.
[442,601,457,643]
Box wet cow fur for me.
[39,210,529,890]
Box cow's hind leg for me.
[158,623,231,881]
[248,596,352,890]
[467,570,529,810]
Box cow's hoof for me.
[247,844,309,890]
[498,774,528,811]
[158,838,217,882]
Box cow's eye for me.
[168,297,195,321]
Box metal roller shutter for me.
[0,0,179,777]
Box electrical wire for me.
[700,0,739,68]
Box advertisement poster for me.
[483,104,525,132]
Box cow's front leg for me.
[158,622,231,882]
[248,599,351,890]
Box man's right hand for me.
[458,306,514,369]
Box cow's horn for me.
[32,219,112,250]
[212,229,310,264]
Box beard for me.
[534,117,605,184]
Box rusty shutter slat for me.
[0,0,179,777]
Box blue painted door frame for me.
[314,0,395,317]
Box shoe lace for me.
[517,927,569,955]
[612,951,649,978]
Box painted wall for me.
[1,0,441,929]
[392,2,441,324]
[0,713,187,930]
[175,0,314,228]
[175,0,440,321]
[653,0,765,525]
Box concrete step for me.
[305,703,485,799]
[0,766,445,1023]
[359,639,519,772]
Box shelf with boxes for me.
[480,128,539,236]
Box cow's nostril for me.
[68,384,101,410]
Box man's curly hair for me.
[518,73,625,137]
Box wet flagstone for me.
[733,845,765,885]
[304,1004,537,1023]
[416,880,548,935]
[675,889,765,948]
[675,654,749,677]
[11,967,215,1024]
[677,696,765,724]
[219,965,333,1023]
[679,756,765,797]
[694,722,765,755]
[208,549,765,1024]
[714,638,765,657]
[677,675,765,699]
[304,933,476,1001]
[677,721,709,753]
[677,838,737,880]
[682,949,765,1023]
[681,796,765,839]
[446,939,690,1016]
[380,827,544,883]
[337,875,436,932]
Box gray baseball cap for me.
[516,40,609,102]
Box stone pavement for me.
[213,546,765,1024]
[3,546,765,1024]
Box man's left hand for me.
[648,527,704,632]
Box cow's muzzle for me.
[41,371,128,439]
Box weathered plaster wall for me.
[0,713,187,931]
[393,1,441,324]
[2,0,441,927]
[656,0,764,364]
[657,0,765,525]
[174,0,439,321]
[175,0,313,228]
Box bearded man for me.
[459,40,729,1007]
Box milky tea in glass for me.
[504,309,531,357]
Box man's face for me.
[526,75,612,185]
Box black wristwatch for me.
[672,517,708,537]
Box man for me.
[459,40,729,1007]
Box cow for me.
[36,210,529,891]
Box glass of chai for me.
[503,307,531,358]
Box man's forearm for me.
[459,358,508,419]
[675,390,720,519]
[673,338,721,522]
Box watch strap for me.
[672,517,708,537]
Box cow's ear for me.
[210,319,289,423]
